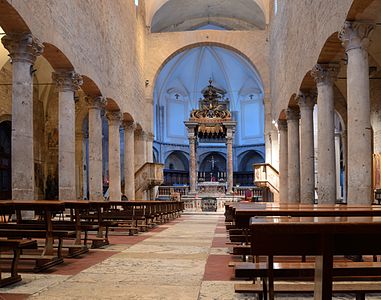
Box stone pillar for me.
[226,128,234,194]
[134,129,146,171]
[53,71,82,200]
[106,111,122,201]
[278,120,288,203]
[2,33,43,200]
[122,121,136,200]
[271,129,279,170]
[311,64,339,204]
[298,92,316,204]
[146,132,154,163]
[188,129,197,194]
[335,132,342,200]
[286,107,300,203]
[86,96,107,200]
[75,131,84,199]
[339,21,374,205]
[341,129,348,203]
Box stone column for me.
[311,64,339,204]
[2,33,43,199]
[75,131,84,199]
[339,21,374,205]
[86,96,107,200]
[278,120,288,203]
[146,132,154,163]
[226,129,234,194]
[335,132,342,200]
[106,111,122,201]
[298,92,316,204]
[271,129,279,170]
[188,129,197,194]
[53,71,82,200]
[286,107,300,203]
[134,129,146,171]
[122,121,136,200]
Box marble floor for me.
[1,214,381,300]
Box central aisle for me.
[30,215,226,299]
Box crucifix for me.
[207,155,216,170]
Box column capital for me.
[311,63,340,86]
[286,107,300,121]
[339,21,374,52]
[297,91,316,110]
[146,132,155,142]
[121,120,136,132]
[1,33,43,64]
[52,70,83,92]
[278,119,288,131]
[106,111,122,126]
[86,96,107,109]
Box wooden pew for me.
[243,216,381,300]
[0,239,37,287]
[0,200,75,271]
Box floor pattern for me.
[1,214,381,299]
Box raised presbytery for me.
[1,1,381,300]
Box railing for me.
[157,185,190,198]
[232,186,265,201]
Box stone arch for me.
[164,151,189,171]
[199,151,227,173]
[150,0,266,33]
[105,98,121,112]
[0,1,30,33]
[42,43,74,71]
[238,150,265,172]
[153,42,264,93]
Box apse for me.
[154,45,264,147]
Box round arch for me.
[238,150,265,172]
[153,42,264,95]
[164,151,189,171]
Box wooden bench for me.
[0,239,37,287]
[235,282,381,300]
[233,261,381,279]
[0,229,75,271]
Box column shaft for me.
[226,136,234,194]
[53,71,82,200]
[189,135,197,194]
[340,22,374,204]
[107,111,122,201]
[298,93,315,204]
[286,108,300,203]
[87,97,106,200]
[278,120,288,203]
[311,64,339,204]
[2,33,43,199]
[75,132,83,199]
[123,121,136,200]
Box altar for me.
[184,80,236,197]
[198,181,226,195]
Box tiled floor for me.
[1,214,381,299]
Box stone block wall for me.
[269,0,353,120]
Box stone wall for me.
[8,0,149,130]
[269,0,353,120]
